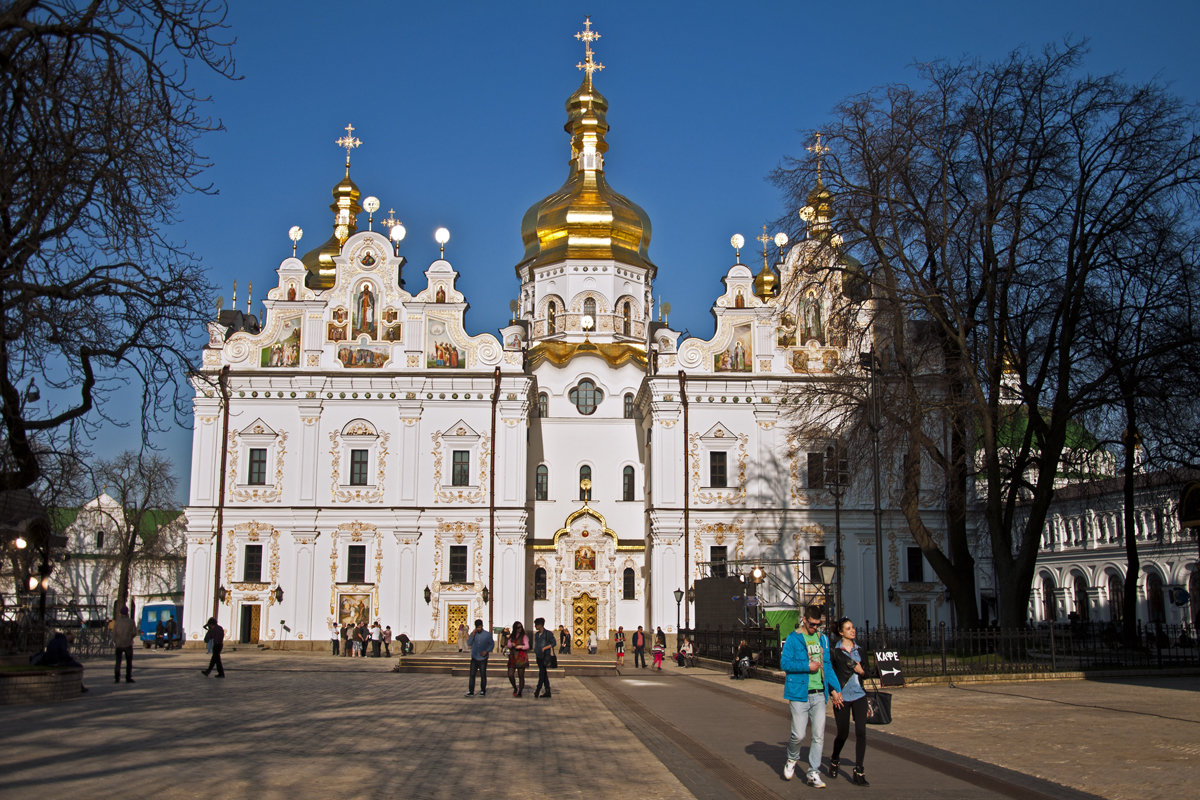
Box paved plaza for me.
[1,648,1196,799]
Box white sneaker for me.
[806,772,826,788]
[782,759,797,780]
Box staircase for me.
[392,651,621,678]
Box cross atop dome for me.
[575,17,604,84]
[335,123,362,170]
[807,131,830,184]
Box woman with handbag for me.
[829,617,871,786]
[507,620,530,697]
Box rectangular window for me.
[808,545,826,583]
[807,452,825,489]
[622,466,635,501]
[347,545,366,583]
[535,466,548,501]
[710,545,728,579]
[248,448,267,485]
[709,451,727,488]
[95,531,104,549]
[349,449,369,486]
[243,544,262,583]
[452,450,470,486]
[622,568,636,600]
[449,545,468,584]
[907,546,925,583]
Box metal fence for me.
[858,621,1200,676]
[682,625,783,669]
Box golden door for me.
[240,603,261,644]
[572,594,597,651]
[446,604,469,643]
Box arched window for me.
[534,567,547,600]
[548,301,557,333]
[579,465,592,500]
[1041,575,1057,622]
[535,464,548,501]
[1108,572,1124,623]
[622,567,636,600]
[1147,572,1166,623]
[583,297,596,321]
[622,301,632,335]
[1073,574,1090,621]
[623,392,634,419]
[569,379,602,415]
[622,466,635,501]
[537,392,549,418]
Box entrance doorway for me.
[239,604,261,644]
[446,604,468,644]
[572,593,597,651]
[907,603,928,635]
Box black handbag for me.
[864,676,892,725]
[546,651,558,668]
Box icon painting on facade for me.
[259,316,302,367]
[714,323,752,372]
[426,319,464,368]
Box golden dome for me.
[301,168,362,290]
[753,262,779,299]
[516,74,656,276]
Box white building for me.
[181,23,954,648]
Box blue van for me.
[139,602,184,648]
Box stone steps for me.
[394,653,621,678]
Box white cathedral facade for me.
[180,25,957,649]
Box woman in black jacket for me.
[829,618,871,785]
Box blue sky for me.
[87,1,1200,498]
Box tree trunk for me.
[1121,418,1140,646]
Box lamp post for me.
[825,441,848,621]
[673,588,684,634]
[859,350,887,646]
[817,560,837,616]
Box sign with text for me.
[873,650,905,687]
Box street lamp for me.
[817,560,837,616]
[481,586,490,604]
[673,587,684,633]
[859,350,887,645]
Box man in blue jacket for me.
[781,605,842,788]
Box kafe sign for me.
[873,650,905,687]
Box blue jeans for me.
[786,692,826,776]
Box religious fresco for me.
[337,593,371,626]
[336,342,390,368]
[799,290,824,345]
[575,546,595,571]
[259,316,301,367]
[714,323,752,372]
[352,282,377,339]
[426,319,464,368]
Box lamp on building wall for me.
[481,586,490,604]
[216,585,227,603]
[423,585,432,605]
[686,585,695,605]
[272,586,284,604]
[750,566,765,584]
[887,585,896,603]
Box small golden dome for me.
[516,75,656,276]
[301,169,362,290]
[753,262,779,299]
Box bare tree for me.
[0,0,236,490]
[774,43,1200,627]
[93,450,178,615]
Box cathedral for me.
[180,20,955,649]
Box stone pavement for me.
[0,647,1194,799]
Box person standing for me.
[829,617,871,786]
[110,605,136,684]
[614,626,626,667]
[587,629,599,655]
[780,605,841,787]
[456,622,468,653]
[464,619,494,697]
[631,625,647,668]
[558,625,572,655]
[652,627,666,670]
[383,625,393,657]
[330,619,340,656]
[507,621,530,697]
[165,616,179,650]
[201,617,225,678]
[371,621,383,657]
[533,617,555,699]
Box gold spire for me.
[805,132,834,233]
[517,19,655,276]
[302,124,364,290]
[753,225,779,299]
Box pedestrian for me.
[632,625,647,668]
[533,617,555,699]
[507,620,530,697]
[587,629,599,654]
[339,622,350,657]
[154,619,165,649]
[559,625,572,654]
[398,631,412,655]
[201,617,226,678]
[829,617,871,786]
[330,618,340,656]
[780,605,842,787]
[457,622,468,653]
[499,627,510,656]
[679,636,695,667]
[465,618,495,697]
[110,605,136,684]
[371,620,383,657]
[165,616,179,650]
[614,626,626,667]
[732,638,754,678]
[357,622,369,657]
[383,625,393,657]
[652,627,666,670]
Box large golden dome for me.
[516,73,656,277]
[301,168,362,290]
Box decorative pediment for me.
[700,423,737,442]
[239,418,278,439]
[442,420,480,441]
[341,418,378,438]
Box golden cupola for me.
[302,125,364,290]
[516,19,656,277]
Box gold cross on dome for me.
[335,123,362,167]
[575,17,604,82]
[757,225,773,267]
[807,131,830,183]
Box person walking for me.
[371,621,383,657]
[506,621,530,697]
[110,605,136,684]
[465,618,495,697]
[201,617,226,678]
[533,617,555,698]
[632,625,647,668]
[652,627,666,670]
[780,605,841,787]
[383,625,393,657]
[829,617,871,786]
[614,626,626,667]
[587,629,599,655]
[456,622,468,653]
